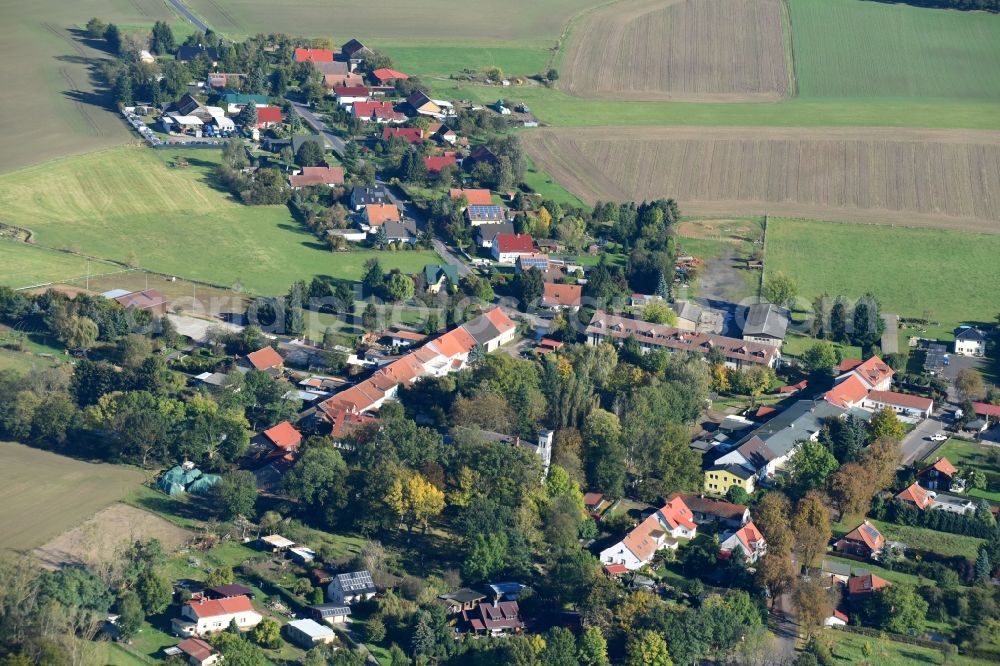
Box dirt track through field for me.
[525,126,1000,232]
[560,0,791,100]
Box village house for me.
[383,219,418,245]
[286,619,336,649]
[260,421,301,453]
[335,86,370,106]
[205,584,254,600]
[424,264,459,294]
[113,289,167,315]
[350,184,389,209]
[954,326,986,356]
[704,463,757,496]
[918,457,959,491]
[463,599,525,635]
[242,346,284,374]
[861,390,933,420]
[352,100,406,123]
[824,355,895,409]
[362,203,401,229]
[313,60,349,76]
[176,44,218,63]
[371,68,409,85]
[450,188,493,208]
[741,303,789,348]
[847,573,890,598]
[438,588,487,615]
[294,48,335,63]
[835,520,885,560]
[719,521,767,563]
[676,494,750,529]
[327,571,377,605]
[254,106,284,129]
[586,311,780,369]
[475,222,515,249]
[206,72,244,89]
[541,283,582,312]
[516,253,551,273]
[323,71,365,88]
[387,329,428,348]
[342,39,373,70]
[432,124,458,144]
[896,482,935,510]
[288,166,345,189]
[599,496,697,570]
[166,637,219,666]
[424,154,458,173]
[406,91,454,119]
[492,233,535,263]
[171,596,262,637]
[220,93,269,114]
[383,127,424,144]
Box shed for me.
[308,603,352,625]
[286,618,336,648]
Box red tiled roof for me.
[335,86,369,97]
[323,72,364,88]
[852,356,893,388]
[837,358,863,373]
[429,326,477,359]
[289,166,345,188]
[255,106,283,125]
[895,482,933,509]
[353,100,403,121]
[372,67,409,82]
[755,405,778,418]
[185,595,255,618]
[974,402,1000,419]
[295,48,334,62]
[847,573,890,596]
[676,493,748,521]
[842,520,884,551]
[484,307,516,334]
[779,379,808,393]
[583,492,604,506]
[604,563,628,576]
[383,127,424,144]
[867,390,932,411]
[114,289,165,310]
[450,188,492,206]
[542,283,582,307]
[494,233,534,254]
[262,421,301,450]
[177,637,215,662]
[319,403,378,438]
[246,347,284,370]
[622,513,667,562]
[390,329,427,342]
[424,155,458,172]
[724,521,766,557]
[920,457,958,478]
[364,203,400,226]
[833,609,849,622]
[659,496,696,532]
[824,374,869,408]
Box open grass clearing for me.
[833,516,983,560]
[820,629,994,666]
[560,0,790,101]
[0,240,122,289]
[765,218,1000,333]
[523,126,1000,230]
[376,42,551,79]
[790,0,1000,101]
[823,555,937,589]
[0,147,441,295]
[0,442,144,554]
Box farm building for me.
[286,619,336,649]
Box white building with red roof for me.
[261,421,302,452]
[835,520,885,560]
[491,233,535,263]
[244,347,284,373]
[719,521,767,563]
[599,496,697,570]
[863,390,933,419]
[895,482,934,510]
[171,595,262,637]
[541,283,582,312]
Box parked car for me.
[929,433,948,442]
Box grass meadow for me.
[819,629,996,666]
[832,516,983,560]
[0,147,441,295]
[790,0,1000,101]
[0,442,143,553]
[0,240,120,288]
[764,218,1000,333]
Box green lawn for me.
[820,629,995,666]
[522,156,587,206]
[833,517,983,560]
[0,240,122,289]
[790,0,1000,101]
[921,438,1000,504]
[782,332,862,362]
[765,218,1000,334]
[823,555,937,589]
[0,147,441,295]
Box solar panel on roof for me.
[337,570,375,592]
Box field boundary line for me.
[548,0,631,78]
[779,0,799,98]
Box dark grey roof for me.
[335,570,375,593]
[384,219,417,241]
[440,588,486,604]
[475,223,515,243]
[707,463,755,480]
[351,185,389,206]
[735,399,872,459]
[955,326,985,342]
[672,300,703,323]
[743,303,788,339]
[467,319,503,346]
[310,603,352,617]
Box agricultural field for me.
[377,43,551,80]
[764,218,1000,332]
[790,0,1000,101]
[0,240,121,289]
[523,126,1000,229]
[185,0,600,43]
[0,147,441,295]
[560,0,791,101]
[0,0,192,173]
[0,442,144,554]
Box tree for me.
[802,340,838,374]
[788,440,839,494]
[216,470,258,519]
[86,17,108,39]
[237,103,258,129]
[210,632,267,666]
[385,471,445,532]
[868,407,906,441]
[540,627,578,666]
[280,446,349,528]
[829,297,850,342]
[626,630,673,666]
[362,303,378,331]
[136,568,172,614]
[851,294,883,347]
[643,302,677,325]
[59,315,98,349]
[103,23,122,54]
[732,366,775,407]
[362,258,385,296]
[726,486,750,505]
[577,626,610,666]
[976,547,991,582]
[365,614,387,642]
[513,268,544,309]
[150,20,175,54]
[116,591,144,640]
[864,585,927,634]
[756,550,795,606]
[794,577,833,637]
[763,272,797,308]
[251,618,282,648]
[754,491,792,555]
[955,368,986,402]
[829,462,876,518]
[385,273,415,303]
[204,566,235,588]
[296,140,325,167]
[792,492,832,567]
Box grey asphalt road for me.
[901,414,948,465]
[431,239,472,277]
[289,101,348,157]
[166,0,210,33]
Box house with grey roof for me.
[475,222,515,248]
[742,303,789,347]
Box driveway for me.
[900,415,948,465]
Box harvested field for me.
[32,503,192,570]
[560,0,791,101]
[0,442,144,554]
[524,126,1000,231]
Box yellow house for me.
[704,463,755,497]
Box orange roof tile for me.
[847,573,890,596]
[364,203,400,226]
[852,355,893,388]
[622,514,667,563]
[542,283,582,307]
[262,421,301,450]
[430,326,477,358]
[449,188,493,206]
[185,595,255,618]
[895,482,933,509]
[824,374,869,408]
[921,457,958,478]
[246,347,284,370]
[842,520,884,551]
[659,496,696,531]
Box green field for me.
[764,218,1000,333]
[790,0,1000,100]
[377,43,551,79]
[0,147,441,295]
[921,439,1000,504]
[833,517,983,560]
[821,629,995,666]
[0,240,121,288]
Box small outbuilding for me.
[286,618,336,649]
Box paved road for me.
[289,101,348,157]
[166,0,211,33]
[431,239,472,277]
[901,414,949,465]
